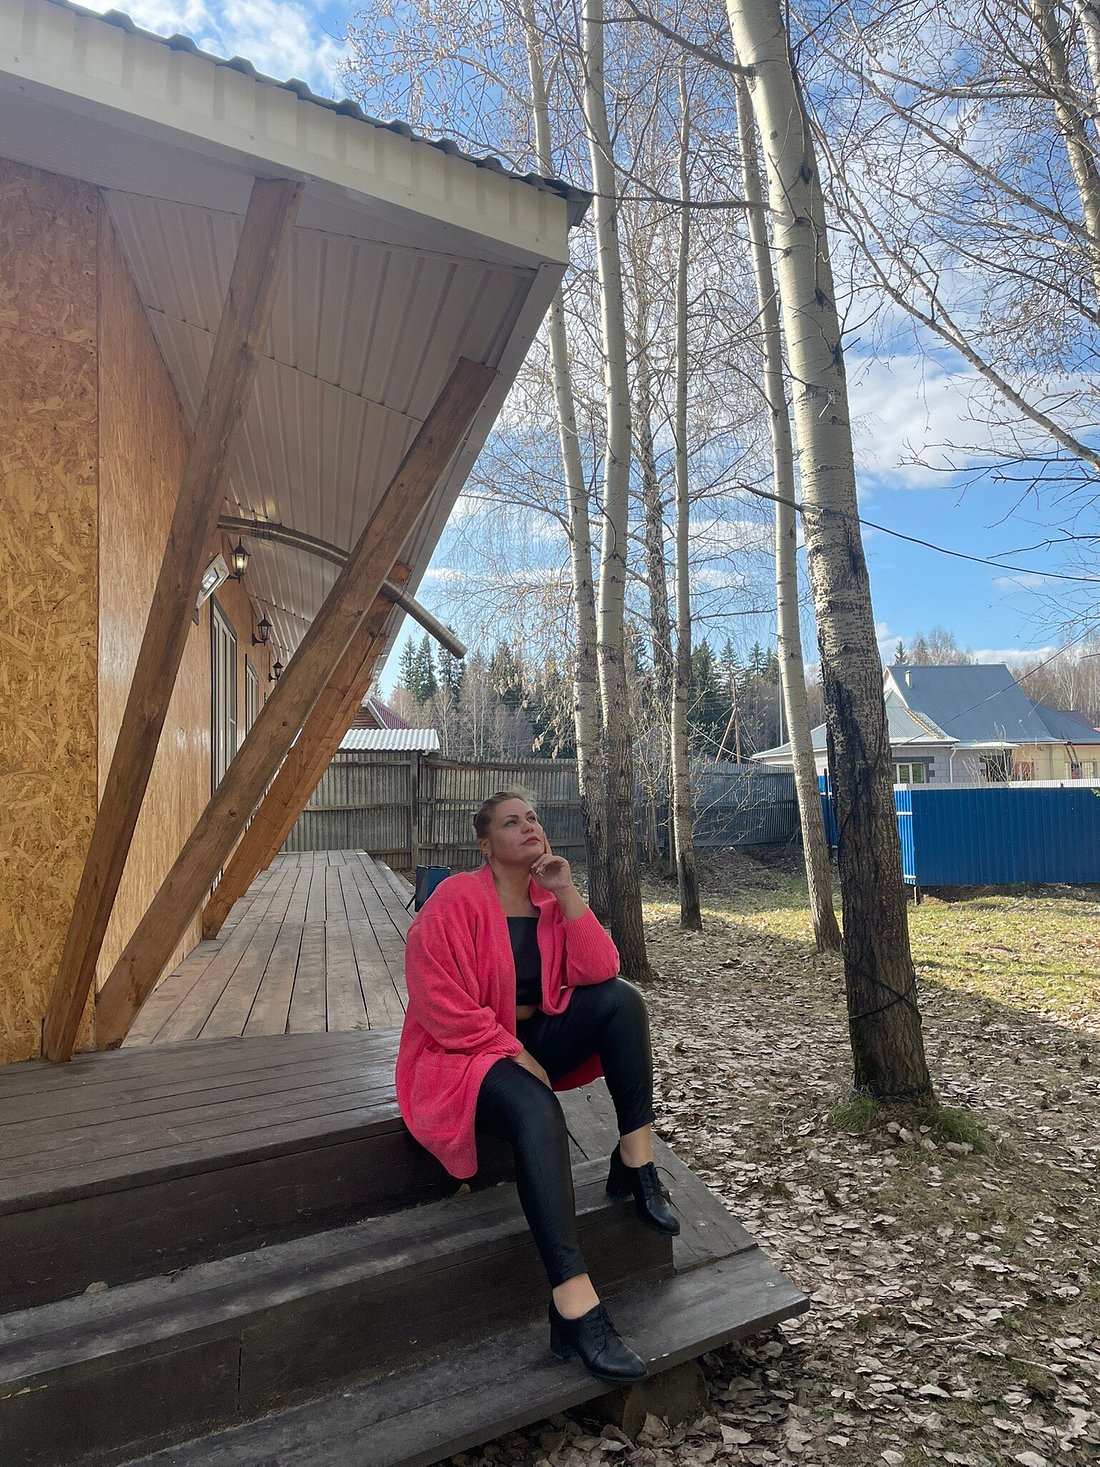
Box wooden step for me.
[0,1161,672,1467]
[121,1247,808,1467]
[0,1032,520,1312]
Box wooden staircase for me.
[0,1031,808,1467]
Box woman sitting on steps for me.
[395,789,679,1386]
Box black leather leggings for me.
[474,977,655,1288]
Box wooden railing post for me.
[43,177,303,1063]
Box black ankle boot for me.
[548,1299,647,1384]
[606,1143,681,1234]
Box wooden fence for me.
[283,753,797,871]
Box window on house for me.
[1011,760,1035,781]
[980,752,1012,783]
[245,658,260,737]
[894,762,927,785]
[211,600,238,791]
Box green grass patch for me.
[826,1091,988,1153]
[923,1102,987,1151]
[827,1092,880,1132]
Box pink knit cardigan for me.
[395,862,621,1179]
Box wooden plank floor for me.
[125,853,412,1046]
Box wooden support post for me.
[199,569,408,939]
[42,177,304,1063]
[95,358,497,1048]
[409,754,421,877]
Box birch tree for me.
[726,0,932,1100]
[732,64,840,951]
[671,58,703,929]
[521,0,610,917]
[582,0,651,978]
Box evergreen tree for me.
[398,636,417,696]
[488,640,524,712]
[689,639,728,753]
[408,634,438,705]
[437,647,465,697]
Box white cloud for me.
[848,356,1000,488]
[991,572,1058,593]
[970,646,1059,666]
[81,0,344,94]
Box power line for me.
[740,483,1100,584]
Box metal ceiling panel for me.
[102,187,536,658]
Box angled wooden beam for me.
[95,357,497,1048]
[199,572,406,939]
[42,177,304,1063]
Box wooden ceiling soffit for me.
[95,356,497,1049]
[200,572,408,940]
[42,176,304,1064]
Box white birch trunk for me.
[726,0,931,1099]
[521,0,609,917]
[1031,0,1100,302]
[733,66,840,953]
[582,0,650,978]
[671,59,702,931]
[1076,0,1100,120]
[632,342,675,718]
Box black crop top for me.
[507,916,542,1008]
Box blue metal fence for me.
[820,778,1100,886]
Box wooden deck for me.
[0,856,810,1467]
[125,852,411,1046]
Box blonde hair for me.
[473,788,537,840]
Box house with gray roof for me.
[754,664,1100,784]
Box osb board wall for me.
[96,207,210,992]
[0,160,99,1065]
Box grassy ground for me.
[446,851,1100,1467]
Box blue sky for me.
[84,0,1095,686]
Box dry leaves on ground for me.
[442,851,1100,1467]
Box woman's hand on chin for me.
[530,845,587,918]
[530,845,573,895]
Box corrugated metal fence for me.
[284,754,798,869]
[820,777,1100,886]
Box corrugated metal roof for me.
[756,665,1100,763]
[45,0,590,223]
[338,728,440,752]
[886,664,1100,746]
[0,0,583,666]
[754,697,953,763]
[104,189,531,654]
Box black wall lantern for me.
[252,613,271,647]
[269,657,284,683]
[230,540,249,580]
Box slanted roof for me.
[364,695,411,731]
[0,0,587,662]
[338,728,440,753]
[753,696,954,763]
[885,664,1100,747]
[754,663,1100,763]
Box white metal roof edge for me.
[1,0,587,261]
